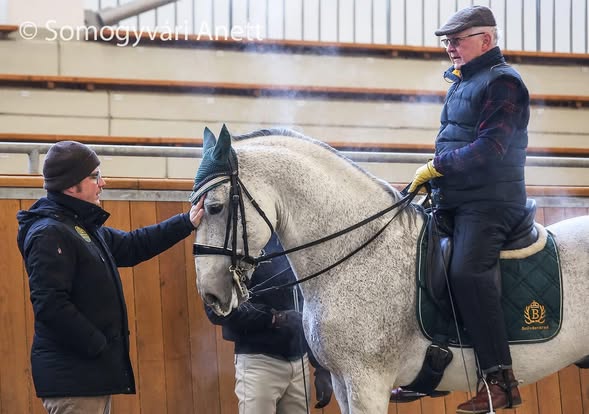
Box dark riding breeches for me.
[443,202,527,373]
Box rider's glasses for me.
[441,32,486,48]
[88,171,102,184]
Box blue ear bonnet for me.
[189,125,236,205]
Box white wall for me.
[4,0,84,26]
[80,0,589,53]
[0,0,7,24]
[1,12,588,186]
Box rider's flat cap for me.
[435,5,496,36]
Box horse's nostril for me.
[204,293,219,306]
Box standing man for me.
[205,233,332,414]
[17,141,204,414]
[408,5,530,414]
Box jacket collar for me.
[444,46,505,81]
[47,191,110,229]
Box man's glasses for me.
[88,171,102,184]
[441,32,486,48]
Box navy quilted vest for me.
[432,47,529,207]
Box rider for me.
[408,5,530,413]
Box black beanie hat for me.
[43,141,100,191]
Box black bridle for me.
[192,153,419,292]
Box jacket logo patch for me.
[74,226,92,243]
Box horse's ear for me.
[203,127,217,152]
[212,124,232,160]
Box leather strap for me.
[401,337,453,394]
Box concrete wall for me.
[3,30,589,95]
[1,33,588,185]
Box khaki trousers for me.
[235,353,310,414]
[42,395,111,414]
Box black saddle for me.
[426,198,538,315]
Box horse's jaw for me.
[196,260,251,316]
[207,287,240,316]
[199,278,252,316]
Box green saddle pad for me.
[416,216,562,346]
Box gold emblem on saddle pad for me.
[524,300,546,325]
[74,226,92,243]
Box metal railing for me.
[85,0,589,53]
[3,142,588,174]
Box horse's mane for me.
[232,128,402,201]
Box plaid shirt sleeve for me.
[433,76,527,175]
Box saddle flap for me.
[416,214,562,347]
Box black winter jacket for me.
[16,192,194,397]
[205,234,308,361]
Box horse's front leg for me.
[345,374,391,414]
[331,373,350,414]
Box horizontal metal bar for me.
[0,143,203,158]
[344,152,589,168]
[1,143,588,175]
[1,187,588,207]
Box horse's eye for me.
[207,204,224,215]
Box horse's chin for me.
[209,284,250,316]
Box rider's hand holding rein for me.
[408,160,443,193]
[189,197,205,229]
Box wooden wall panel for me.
[130,201,167,414]
[20,199,46,414]
[0,200,30,413]
[444,390,469,413]
[216,327,239,414]
[581,368,589,412]
[515,384,540,414]
[157,202,194,414]
[102,200,141,414]
[1,198,587,414]
[559,365,583,414]
[536,373,563,414]
[419,396,446,414]
[181,204,222,414]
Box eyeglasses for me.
[88,171,102,184]
[441,32,486,48]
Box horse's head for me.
[191,125,275,316]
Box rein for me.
[250,190,417,296]
[254,187,417,264]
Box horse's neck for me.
[241,140,417,257]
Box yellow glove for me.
[408,160,442,193]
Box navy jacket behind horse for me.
[205,234,308,360]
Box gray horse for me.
[192,126,589,414]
